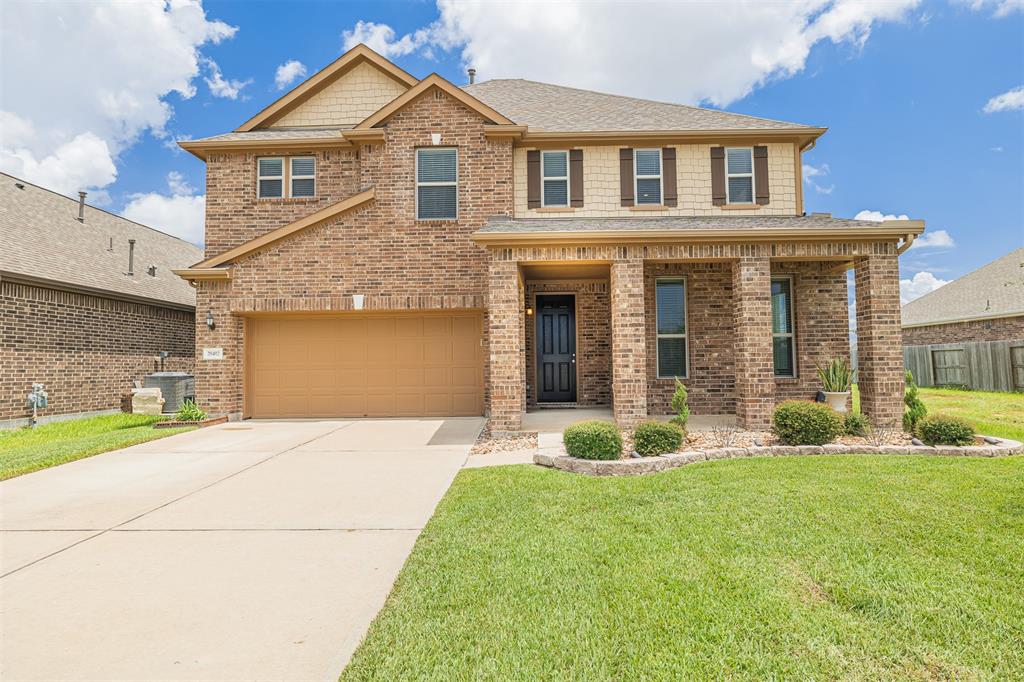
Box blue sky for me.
[1,0,1021,304]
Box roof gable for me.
[355,73,516,129]
[236,45,417,132]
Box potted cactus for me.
[816,358,853,413]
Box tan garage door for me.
[246,313,484,418]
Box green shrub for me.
[816,358,854,393]
[903,370,927,433]
[563,421,623,460]
[843,412,870,437]
[917,414,975,446]
[772,400,843,446]
[670,379,690,429]
[174,399,207,423]
[633,421,684,456]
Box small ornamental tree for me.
[903,370,927,433]
[670,379,690,430]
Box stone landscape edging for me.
[153,415,229,429]
[533,438,1024,476]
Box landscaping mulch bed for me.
[469,423,537,455]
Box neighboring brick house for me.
[0,173,201,426]
[902,248,1024,391]
[177,44,922,431]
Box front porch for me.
[486,241,905,433]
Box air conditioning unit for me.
[143,372,195,413]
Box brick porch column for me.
[855,253,904,427]
[610,258,647,427]
[488,258,524,433]
[732,256,774,429]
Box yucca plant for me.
[816,358,853,393]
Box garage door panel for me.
[248,313,484,418]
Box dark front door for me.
[536,295,577,402]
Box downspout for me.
[897,233,916,255]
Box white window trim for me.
[725,146,756,205]
[772,275,797,378]
[289,156,316,198]
[257,156,284,199]
[541,150,570,208]
[415,147,458,221]
[634,148,663,206]
[655,276,689,379]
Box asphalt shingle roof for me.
[901,248,1024,327]
[463,79,817,132]
[478,214,884,234]
[192,126,350,143]
[0,173,202,308]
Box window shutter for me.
[619,148,634,206]
[662,147,677,207]
[569,149,584,207]
[710,147,726,206]
[527,150,541,209]
[753,145,770,205]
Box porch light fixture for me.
[205,310,215,330]
[526,306,534,316]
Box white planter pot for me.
[823,391,850,413]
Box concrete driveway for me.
[0,417,483,681]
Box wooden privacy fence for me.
[904,341,1024,392]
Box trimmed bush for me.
[843,412,870,437]
[917,414,975,446]
[563,421,623,460]
[903,370,927,433]
[772,400,843,446]
[670,379,690,430]
[633,421,684,456]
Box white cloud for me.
[345,0,919,106]
[0,0,236,196]
[900,271,949,304]
[342,20,432,58]
[121,172,206,246]
[983,86,1024,113]
[803,163,834,194]
[991,146,1005,152]
[275,60,308,90]
[958,0,1023,17]
[909,230,955,249]
[854,209,910,221]
[203,58,252,99]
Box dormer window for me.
[634,149,662,205]
[541,151,569,207]
[726,148,754,204]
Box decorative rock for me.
[533,451,556,467]
[983,436,1000,445]
[630,451,642,459]
[753,438,765,447]
[911,438,925,446]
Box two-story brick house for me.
[177,44,922,432]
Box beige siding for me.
[513,142,798,217]
[271,62,408,128]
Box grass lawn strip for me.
[342,457,1024,681]
[0,413,194,480]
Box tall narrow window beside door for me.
[656,278,687,378]
[772,276,796,377]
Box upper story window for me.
[257,156,316,199]
[656,278,687,378]
[416,147,457,220]
[634,149,663,205]
[771,276,796,378]
[541,151,569,207]
[726,147,754,204]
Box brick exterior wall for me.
[513,142,798,218]
[903,315,1024,345]
[1,280,194,423]
[197,88,513,418]
[855,254,904,427]
[524,280,611,407]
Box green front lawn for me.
[0,413,194,480]
[918,387,1024,442]
[344,457,1024,680]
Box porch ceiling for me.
[521,263,610,280]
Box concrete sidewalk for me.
[0,417,482,681]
